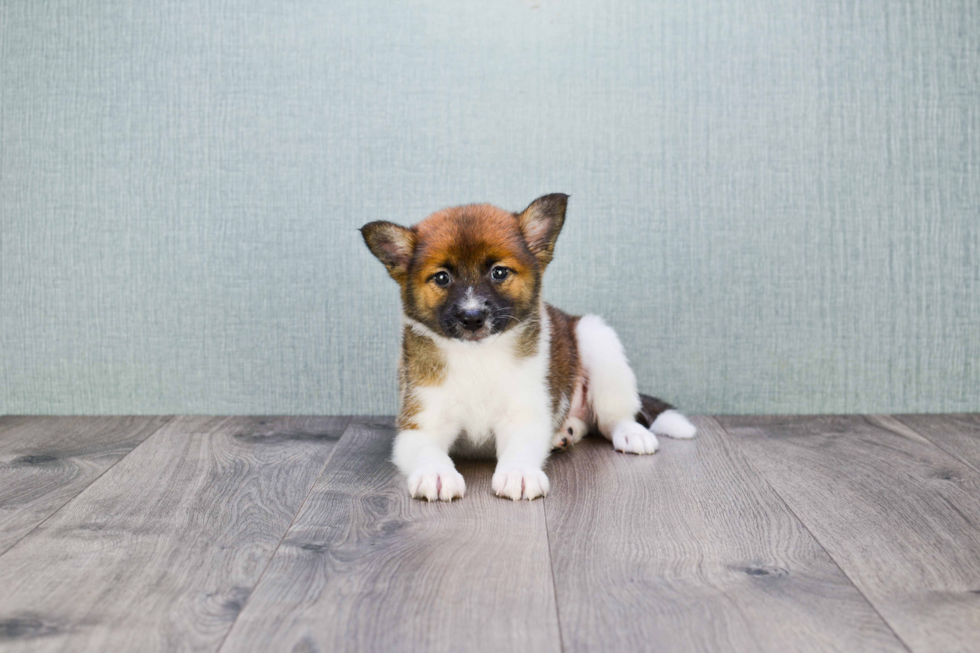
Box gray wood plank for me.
[0,415,350,653]
[0,416,171,555]
[718,415,980,653]
[219,417,562,653]
[545,416,907,653]
[894,414,980,475]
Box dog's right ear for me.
[360,221,416,283]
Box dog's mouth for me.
[441,317,506,342]
[439,310,515,343]
[442,323,492,342]
[455,326,491,342]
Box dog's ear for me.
[360,221,416,282]
[517,193,568,268]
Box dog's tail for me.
[635,393,697,439]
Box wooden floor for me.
[1,415,979,652]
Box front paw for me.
[612,420,660,455]
[492,467,550,501]
[407,464,466,502]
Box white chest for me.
[414,327,552,447]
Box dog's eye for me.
[490,266,510,282]
[432,271,451,287]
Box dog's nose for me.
[459,309,486,332]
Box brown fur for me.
[362,198,567,340]
[364,194,685,467]
[363,194,575,432]
[545,304,582,427]
[397,326,446,431]
[405,204,541,332]
[514,310,541,358]
[397,392,422,432]
[402,326,446,386]
[516,194,567,268]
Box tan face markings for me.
[403,204,543,337]
[362,195,568,341]
[485,255,535,310]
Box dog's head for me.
[361,193,568,342]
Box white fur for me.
[394,308,696,501]
[651,409,697,439]
[407,463,466,501]
[612,420,660,454]
[461,287,481,311]
[394,307,554,501]
[552,415,588,449]
[575,315,642,437]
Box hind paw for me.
[552,417,588,451]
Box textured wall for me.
[1,0,978,415]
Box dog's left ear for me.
[360,221,416,283]
[517,193,568,268]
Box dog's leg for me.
[492,419,553,501]
[552,416,588,450]
[576,314,695,454]
[393,428,466,501]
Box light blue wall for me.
[1,0,978,415]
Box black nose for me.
[458,309,486,332]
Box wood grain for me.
[219,417,562,653]
[544,416,906,653]
[0,415,171,555]
[0,415,350,653]
[719,415,980,653]
[894,414,980,474]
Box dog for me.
[360,193,696,501]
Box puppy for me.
[360,194,696,501]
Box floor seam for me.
[890,415,980,476]
[0,415,177,559]
[710,416,915,653]
[213,414,354,653]
[542,495,567,653]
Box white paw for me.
[612,420,660,454]
[492,467,550,501]
[552,417,588,450]
[407,464,466,502]
[651,409,697,439]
